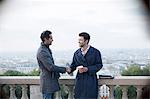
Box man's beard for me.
[79,43,84,47]
[49,41,52,45]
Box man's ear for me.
[85,40,89,44]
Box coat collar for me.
[41,42,49,48]
[76,46,93,61]
[41,42,52,54]
[81,45,90,55]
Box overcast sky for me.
[0,0,149,52]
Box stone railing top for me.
[0,76,149,86]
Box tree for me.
[2,70,27,76]
[114,85,122,99]
[121,64,143,76]
[28,68,40,76]
[141,64,150,76]
[127,85,137,99]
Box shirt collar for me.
[81,45,90,55]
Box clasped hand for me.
[66,67,71,73]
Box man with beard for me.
[69,32,103,99]
[37,30,70,99]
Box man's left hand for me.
[83,67,88,72]
[78,67,88,73]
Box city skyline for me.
[0,48,150,75]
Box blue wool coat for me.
[70,46,103,99]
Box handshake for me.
[65,67,71,73]
[65,65,88,74]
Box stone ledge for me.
[0,76,149,85]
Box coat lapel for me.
[76,47,92,66]
[84,46,93,58]
[77,48,86,62]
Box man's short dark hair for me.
[40,30,52,42]
[79,32,90,43]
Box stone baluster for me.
[21,85,28,99]
[122,86,128,99]
[68,85,74,99]
[0,85,2,98]
[99,84,110,99]
[30,85,42,99]
[136,85,143,99]
[98,86,100,99]
[109,85,114,99]
[9,85,17,99]
[55,91,61,99]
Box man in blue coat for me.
[70,32,103,99]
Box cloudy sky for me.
[0,0,149,52]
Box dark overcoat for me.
[70,46,103,99]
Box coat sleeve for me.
[38,50,66,73]
[87,50,103,74]
[70,53,78,73]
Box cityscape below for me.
[0,48,150,76]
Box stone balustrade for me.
[0,76,149,99]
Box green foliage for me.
[121,64,150,76]
[15,85,22,99]
[0,68,40,76]
[28,68,40,76]
[2,70,27,76]
[141,64,150,76]
[60,85,69,99]
[114,85,122,99]
[127,85,137,99]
